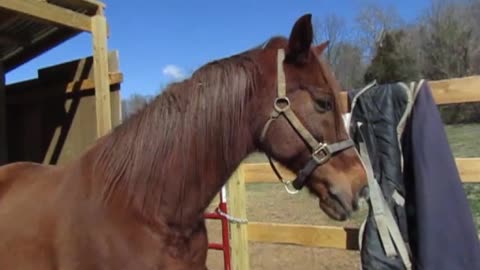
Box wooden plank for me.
[0,0,92,32]
[428,76,480,105]
[0,30,30,47]
[38,50,120,83]
[243,162,295,184]
[227,166,250,270]
[59,0,105,10]
[64,73,121,94]
[7,90,120,165]
[456,158,480,183]
[3,29,79,73]
[0,62,7,165]
[81,0,105,8]
[6,73,123,105]
[248,222,360,250]
[337,76,480,112]
[338,91,350,114]
[91,15,112,137]
[243,158,480,184]
[88,0,105,8]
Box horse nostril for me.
[359,185,370,199]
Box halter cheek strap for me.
[260,49,355,192]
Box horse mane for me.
[88,49,261,225]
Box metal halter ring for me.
[274,97,291,113]
[282,180,299,195]
[312,143,332,164]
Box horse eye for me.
[314,98,332,113]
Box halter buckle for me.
[312,143,331,164]
[274,97,291,113]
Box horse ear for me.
[313,41,329,56]
[286,14,313,64]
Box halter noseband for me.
[260,49,355,194]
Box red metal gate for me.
[204,187,231,270]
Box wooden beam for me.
[248,222,359,250]
[38,50,120,83]
[81,0,105,8]
[65,73,122,94]
[428,76,480,105]
[338,91,350,114]
[337,76,480,114]
[243,158,480,184]
[60,0,105,10]
[456,158,480,183]
[0,0,92,32]
[6,72,122,93]
[227,166,250,270]
[0,62,7,165]
[6,72,123,105]
[0,31,29,47]
[243,162,295,184]
[91,14,111,137]
[3,29,79,73]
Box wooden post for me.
[0,62,7,165]
[227,164,250,270]
[338,91,350,114]
[91,14,112,137]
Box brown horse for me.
[0,14,367,269]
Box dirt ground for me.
[205,181,368,270]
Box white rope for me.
[215,208,248,224]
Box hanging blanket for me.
[347,80,480,270]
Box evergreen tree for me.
[363,30,420,84]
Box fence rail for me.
[226,76,480,270]
[241,159,480,251]
[244,158,480,184]
[247,222,360,250]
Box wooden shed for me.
[0,0,123,165]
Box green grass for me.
[446,123,480,230]
[465,183,480,231]
[445,124,480,158]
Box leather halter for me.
[260,49,355,193]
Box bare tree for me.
[331,43,366,90]
[314,14,366,90]
[121,94,152,121]
[465,0,480,74]
[355,3,403,61]
[314,14,347,65]
[418,0,474,79]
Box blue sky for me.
[6,0,430,99]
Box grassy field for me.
[446,124,480,230]
[206,123,480,270]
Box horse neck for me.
[84,58,258,228]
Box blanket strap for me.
[357,123,412,270]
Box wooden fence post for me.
[227,164,250,270]
[91,13,112,137]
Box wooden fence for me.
[225,76,480,270]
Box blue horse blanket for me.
[348,80,480,270]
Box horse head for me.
[252,14,368,221]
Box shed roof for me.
[0,0,104,73]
